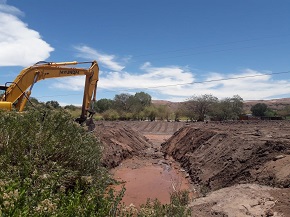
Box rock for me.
[273,155,285,161]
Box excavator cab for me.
[0,85,12,110]
[0,85,7,96]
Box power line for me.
[110,70,290,92]
[35,70,290,98]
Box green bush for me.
[120,190,192,217]
[0,109,123,216]
[0,109,192,216]
[102,109,119,121]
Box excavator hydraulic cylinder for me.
[0,102,12,111]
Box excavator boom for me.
[0,60,99,123]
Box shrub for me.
[0,109,192,216]
[102,109,119,121]
[0,109,123,216]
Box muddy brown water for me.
[110,132,194,207]
[111,158,193,207]
[103,121,290,216]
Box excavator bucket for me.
[86,118,95,131]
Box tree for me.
[64,104,78,111]
[144,105,158,121]
[180,101,197,121]
[210,95,244,120]
[95,98,113,113]
[134,92,151,107]
[45,100,60,109]
[186,94,218,121]
[230,95,244,118]
[210,98,232,121]
[25,97,45,110]
[156,105,171,121]
[264,108,277,117]
[113,93,132,112]
[102,109,119,120]
[112,92,152,120]
[130,92,152,115]
[251,103,268,116]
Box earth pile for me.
[161,121,290,191]
[94,121,152,168]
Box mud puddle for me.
[108,133,195,206]
[111,157,194,207]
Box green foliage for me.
[24,97,45,111]
[135,190,192,217]
[0,109,193,216]
[251,103,268,117]
[102,109,120,120]
[94,92,152,120]
[156,105,171,121]
[210,95,244,121]
[132,92,152,113]
[231,95,244,117]
[114,93,132,112]
[144,106,158,121]
[185,94,218,121]
[95,98,114,113]
[182,94,244,121]
[0,109,123,216]
[64,104,78,111]
[45,100,60,109]
[264,108,277,117]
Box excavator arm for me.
[0,60,99,123]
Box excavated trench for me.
[94,121,194,206]
[94,120,290,215]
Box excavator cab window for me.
[0,85,7,99]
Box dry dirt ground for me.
[93,120,290,217]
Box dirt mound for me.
[161,121,290,191]
[189,184,285,217]
[94,121,152,168]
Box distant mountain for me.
[153,98,290,112]
[243,98,290,112]
[152,100,181,112]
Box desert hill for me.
[153,98,290,112]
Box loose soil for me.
[95,121,193,206]
[94,120,290,216]
[94,121,151,168]
[161,121,290,190]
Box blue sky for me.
[1,0,290,105]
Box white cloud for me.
[0,2,54,67]
[167,69,290,101]
[74,45,125,71]
[52,77,85,91]
[50,44,290,101]
[97,63,194,91]
[51,63,290,102]
[0,0,23,16]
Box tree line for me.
[89,92,245,121]
[27,92,290,121]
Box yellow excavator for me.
[0,60,99,124]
